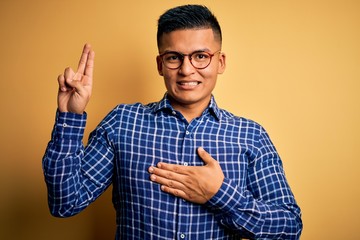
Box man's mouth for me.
[178,81,200,86]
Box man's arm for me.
[42,44,114,217]
[43,110,115,217]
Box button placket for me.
[177,125,192,240]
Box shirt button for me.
[180,233,186,239]
[183,162,188,166]
[172,111,176,115]
[185,131,190,135]
[62,123,67,127]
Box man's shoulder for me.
[112,101,157,112]
[104,101,158,120]
[218,108,261,128]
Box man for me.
[43,4,302,239]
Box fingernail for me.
[148,167,154,173]
[150,175,156,181]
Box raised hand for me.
[57,44,95,114]
[148,147,225,204]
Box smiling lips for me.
[177,81,200,88]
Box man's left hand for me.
[148,147,224,204]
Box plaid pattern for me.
[43,95,302,239]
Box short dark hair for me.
[157,5,222,49]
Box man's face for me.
[156,28,226,111]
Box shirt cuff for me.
[206,177,243,215]
[54,110,87,140]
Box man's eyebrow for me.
[160,48,212,55]
[191,48,212,53]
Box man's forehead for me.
[158,28,220,51]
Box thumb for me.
[197,147,214,165]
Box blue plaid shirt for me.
[43,95,302,239]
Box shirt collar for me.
[153,93,221,121]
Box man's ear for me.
[217,52,226,74]
[156,56,163,76]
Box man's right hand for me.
[57,43,95,114]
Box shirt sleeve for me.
[205,126,303,239]
[42,110,115,217]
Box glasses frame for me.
[159,50,221,70]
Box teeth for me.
[181,82,198,86]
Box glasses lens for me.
[190,52,211,69]
[162,52,182,69]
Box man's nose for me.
[179,56,196,75]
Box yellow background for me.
[1,0,359,239]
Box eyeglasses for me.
[159,50,221,70]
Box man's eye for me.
[193,53,209,60]
[165,54,181,61]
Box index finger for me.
[156,162,189,175]
[77,43,95,78]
